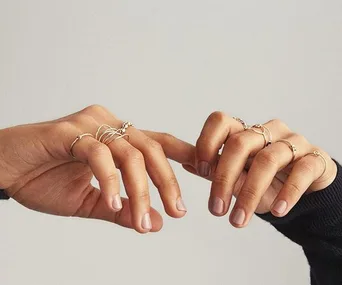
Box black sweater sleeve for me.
[258,160,342,285]
[0,190,9,200]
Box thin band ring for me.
[233,117,249,130]
[248,124,268,148]
[305,150,327,179]
[278,139,297,162]
[120,121,134,134]
[96,124,128,145]
[263,125,272,146]
[70,133,94,159]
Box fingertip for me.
[150,208,163,232]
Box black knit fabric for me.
[0,190,9,200]
[258,160,342,285]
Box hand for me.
[0,105,187,233]
[147,112,338,228]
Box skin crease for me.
[0,107,338,232]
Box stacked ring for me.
[69,121,134,159]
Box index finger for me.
[141,130,196,167]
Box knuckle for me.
[208,111,227,124]
[137,190,150,200]
[54,121,75,134]
[238,185,258,203]
[285,182,302,196]
[89,143,108,157]
[293,133,308,145]
[269,119,290,133]
[213,172,230,186]
[83,104,107,116]
[196,136,216,150]
[146,137,163,153]
[162,175,179,188]
[105,173,118,182]
[125,148,144,163]
[227,133,248,152]
[298,160,315,175]
[160,132,175,144]
[255,150,279,168]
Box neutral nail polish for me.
[176,198,187,212]
[210,197,224,215]
[198,161,211,177]
[231,209,246,226]
[142,213,152,230]
[112,194,122,211]
[273,200,287,215]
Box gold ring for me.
[263,126,272,146]
[70,133,94,159]
[305,150,327,179]
[120,121,134,134]
[95,124,128,145]
[248,124,270,148]
[233,117,249,130]
[278,139,297,162]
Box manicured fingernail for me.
[198,161,211,177]
[273,200,287,215]
[210,197,224,215]
[176,198,187,212]
[112,194,122,211]
[231,208,245,226]
[142,213,152,230]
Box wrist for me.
[0,127,13,189]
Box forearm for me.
[258,160,342,284]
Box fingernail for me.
[273,200,287,215]
[112,194,122,211]
[231,208,245,226]
[142,213,152,230]
[176,198,187,212]
[210,197,224,215]
[198,161,211,177]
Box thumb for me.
[142,130,196,166]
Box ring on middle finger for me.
[248,124,272,148]
[95,124,128,145]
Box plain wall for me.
[1,1,341,284]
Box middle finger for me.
[210,119,291,217]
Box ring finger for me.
[210,119,291,217]
[124,127,188,218]
[230,133,312,227]
[105,137,152,234]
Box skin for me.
[0,107,338,232]
[147,111,338,228]
[0,105,187,234]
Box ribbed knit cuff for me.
[257,160,342,225]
